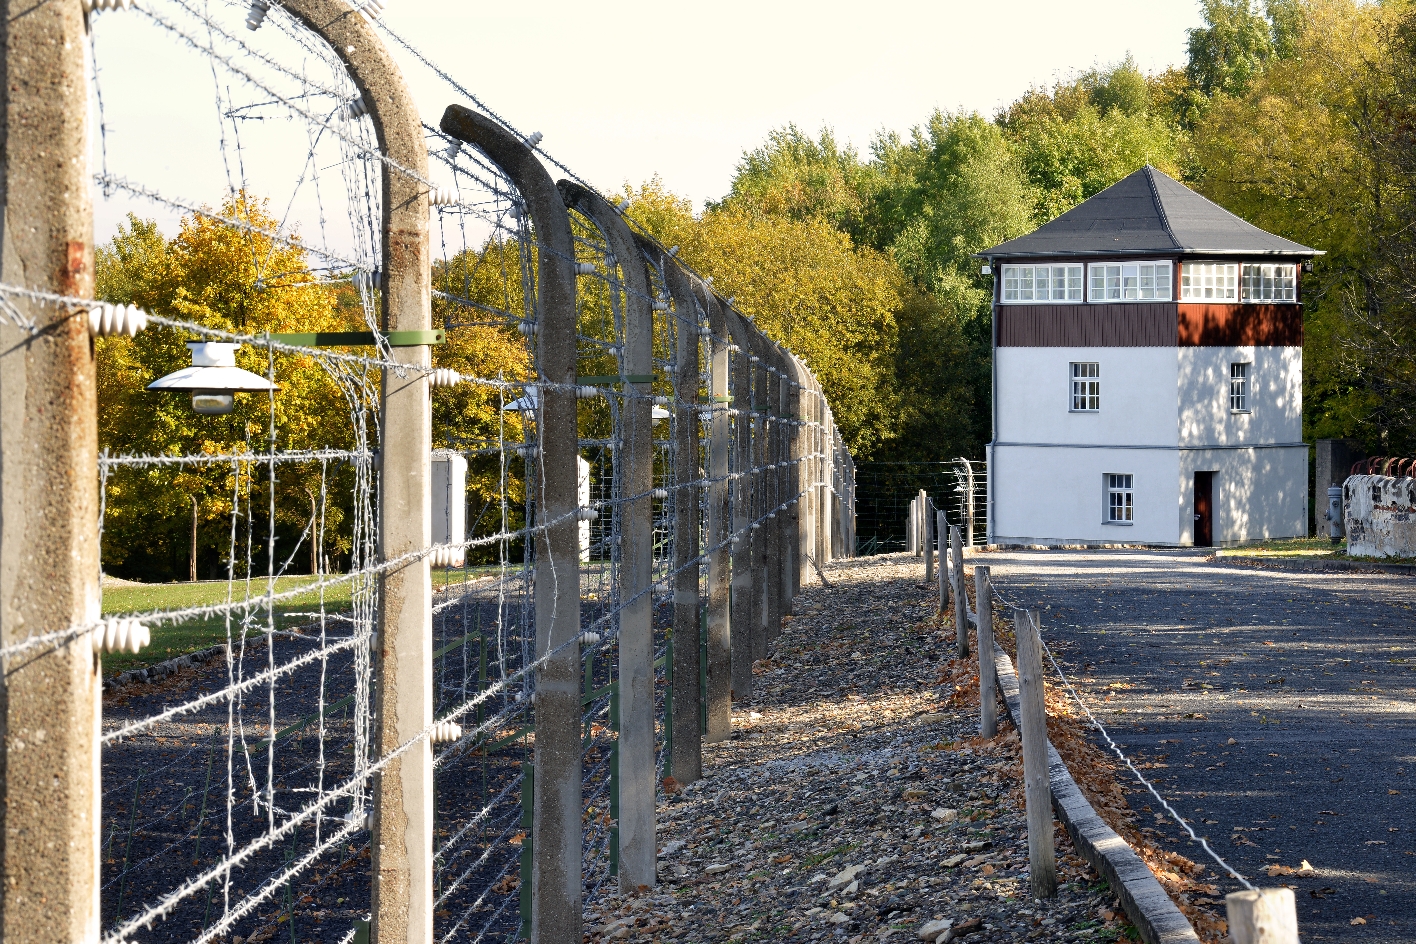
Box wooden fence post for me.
[1014,608,1057,899]
[974,565,996,738]
[951,526,969,658]
[1226,889,1299,944]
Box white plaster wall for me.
[1177,346,1302,447]
[991,444,1180,545]
[1176,446,1308,545]
[995,347,1178,446]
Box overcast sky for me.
[88,0,1206,256]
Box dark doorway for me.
[1194,471,1215,547]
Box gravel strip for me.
[584,553,1144,943]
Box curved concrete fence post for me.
[766,341,796,622]
[788,354,815,591]
[638,239,703,783]
[697,285,734,742]
[558,182,656,893]
[440,105,582,944]
[781,352,807,603]
[723,303,757,704]
[743,321,779,657]
[278,4,433,940]
[0,0,101,937]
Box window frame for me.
[999,263,1085,304]
[1180,261,1239,301]
[1240,263,1297,303]
[1104,473,1134,525]
[1229,362,1250,413]
[1070,362,1100,413]
[1087,260,1173,303]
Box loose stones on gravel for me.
[582,554,1141,943]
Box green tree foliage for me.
[97,197,364,580]
[999,57,1187,219]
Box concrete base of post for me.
[1225,889,1299,944]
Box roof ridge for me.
[1143,165,1181,250]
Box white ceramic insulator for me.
[576,386,599,399]
[581,632,601,647]
[614,198,630,213]
[576,507,599,521]
[651,298,669,312]
[93,618,150,655]
[353,270,373,295]
[346,97,369,120]
[525,131,543,148]
[515,445,539,458]
[359,0,385,20]
[444,140,461,161]
[704,276,714,285]
[245,0,268,29]
[652,488,669,499]
[88,302,149,338]
[751,523,761,530]
[699,326,712,337]
[517,320,534,335]
[667,246,679,257]
[573,262,596,276]
[430,187,458,207]
[653,396,669,406]
[429,721,463,744]
[429,368,462,387]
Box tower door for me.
[1194,471,1215,548]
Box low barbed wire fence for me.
[0,2,854,942]
[925,508,1301,943]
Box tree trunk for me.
[190,495,199,582]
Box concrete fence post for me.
[924,499,935,584]
[937,511,949,617]
[558,182,655,892]
[648,245,703,784]
[1014,609,1058,899]
[0,0,102,938]
[951,526,969,658]
[792,356,814,593]
[1226,889,1299,944]
[700,288,733,743]
[441,105,582,943]
[280,4,434,940]
[771,343,798,620]
[724,305,756,705]
[743,321,773,665]
[974,566,997,738]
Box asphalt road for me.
[982,549,1415,943]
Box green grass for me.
[1217,535,1416,565]
[1216,536,1344,558]
[100,565,505,675]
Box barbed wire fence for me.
[0,2,854,943]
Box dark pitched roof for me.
[979,166,1318,259]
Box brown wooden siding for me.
[997,303,1178,346]
[1176,304,1302,346]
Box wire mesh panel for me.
[0,3,858,943]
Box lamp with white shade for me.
[147,341,277,415]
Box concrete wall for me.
[990,444,1180,545]
[995,347,1178,446]
[1176,446,1308,545]
[1344,475,1416,557]
[1177,346,1301,447]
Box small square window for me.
[1229,362,1250,412]
[1106,474,1134,523]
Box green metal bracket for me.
[577,374,655,384]
[265,329,446,347]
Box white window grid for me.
[1230,362,1249,412]
[1001,264,1084,303]
[1241,263,1296,302]
[1106,473,1134,523]
[1181,262,1238,300]
[1070,362,1100,412]
[1088,261,1172,301]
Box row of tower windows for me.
[1000,261,1296,304]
